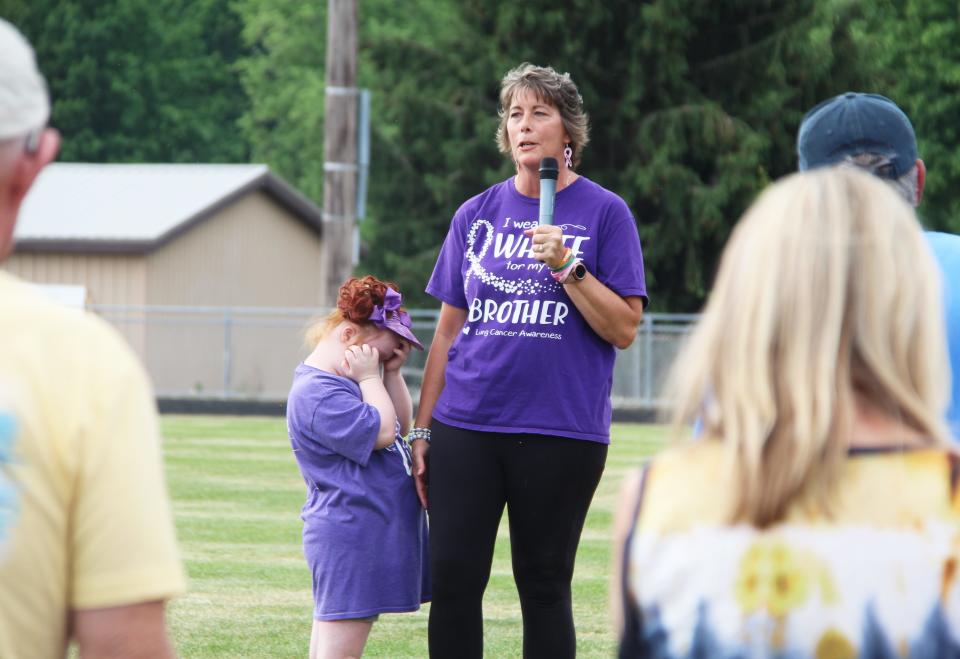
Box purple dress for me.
[426,176,648,443]
[286,364,430,620]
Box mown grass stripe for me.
[159,415,665,658]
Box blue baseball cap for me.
[797,92,917,179]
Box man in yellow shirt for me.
[0,18,185,658]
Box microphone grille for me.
[539,157,559,179]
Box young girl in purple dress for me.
[286,276,430,658]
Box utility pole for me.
[321,0,358,307]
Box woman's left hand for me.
[411,438,429,509]
[525,225,567,269]
[383,341,411,373]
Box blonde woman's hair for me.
[665,167,950,528]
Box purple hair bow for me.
[369,288,411,328]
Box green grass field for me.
[161,416,666,658]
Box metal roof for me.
[14,163,323,253]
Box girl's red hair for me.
[336,275,398,322]
[305,275,402,347]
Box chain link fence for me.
[92,305,696,411]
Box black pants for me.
[427,419,608,659]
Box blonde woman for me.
[613,168,960,657]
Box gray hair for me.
[495,63,590,168]
[0,19,50,141]
[841,153,919,207]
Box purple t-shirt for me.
[286,364,430,620]
[427,176,647,443]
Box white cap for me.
[0,18,50,140]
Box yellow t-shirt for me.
[0,272,186,659]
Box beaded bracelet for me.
[549,248,575,273]
[408,427,432,443]
[551,257,582,284]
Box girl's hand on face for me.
[382,341,411,373]
[338,344,381,382]
[524,225,566,269]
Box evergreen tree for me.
[10,0,249,163]
[867,0,960,233]
[0,1,28,23]
[235,0,327,202]
[235,0,508,306]
[9,1,910,311]
[359,0,880,310]
[356,0,506,306]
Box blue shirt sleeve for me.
[925,231,960,439]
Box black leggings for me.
[427,419,608,659]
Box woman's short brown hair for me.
[495,63,590,168]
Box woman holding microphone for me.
[412,62,648,658]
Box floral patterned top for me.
[620,443,960,658]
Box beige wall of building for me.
[4,251,147,306]
[3,252,149,357]
[5,190,323,308]
[146,191,322,307]
[4,190,325,399]
[142,191,323,398]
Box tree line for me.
[5,0,959,310]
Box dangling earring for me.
[563,144,573,169]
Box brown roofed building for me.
[4,163,327,400]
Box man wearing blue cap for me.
[798,92,960,439]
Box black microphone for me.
[538,157,558,226]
